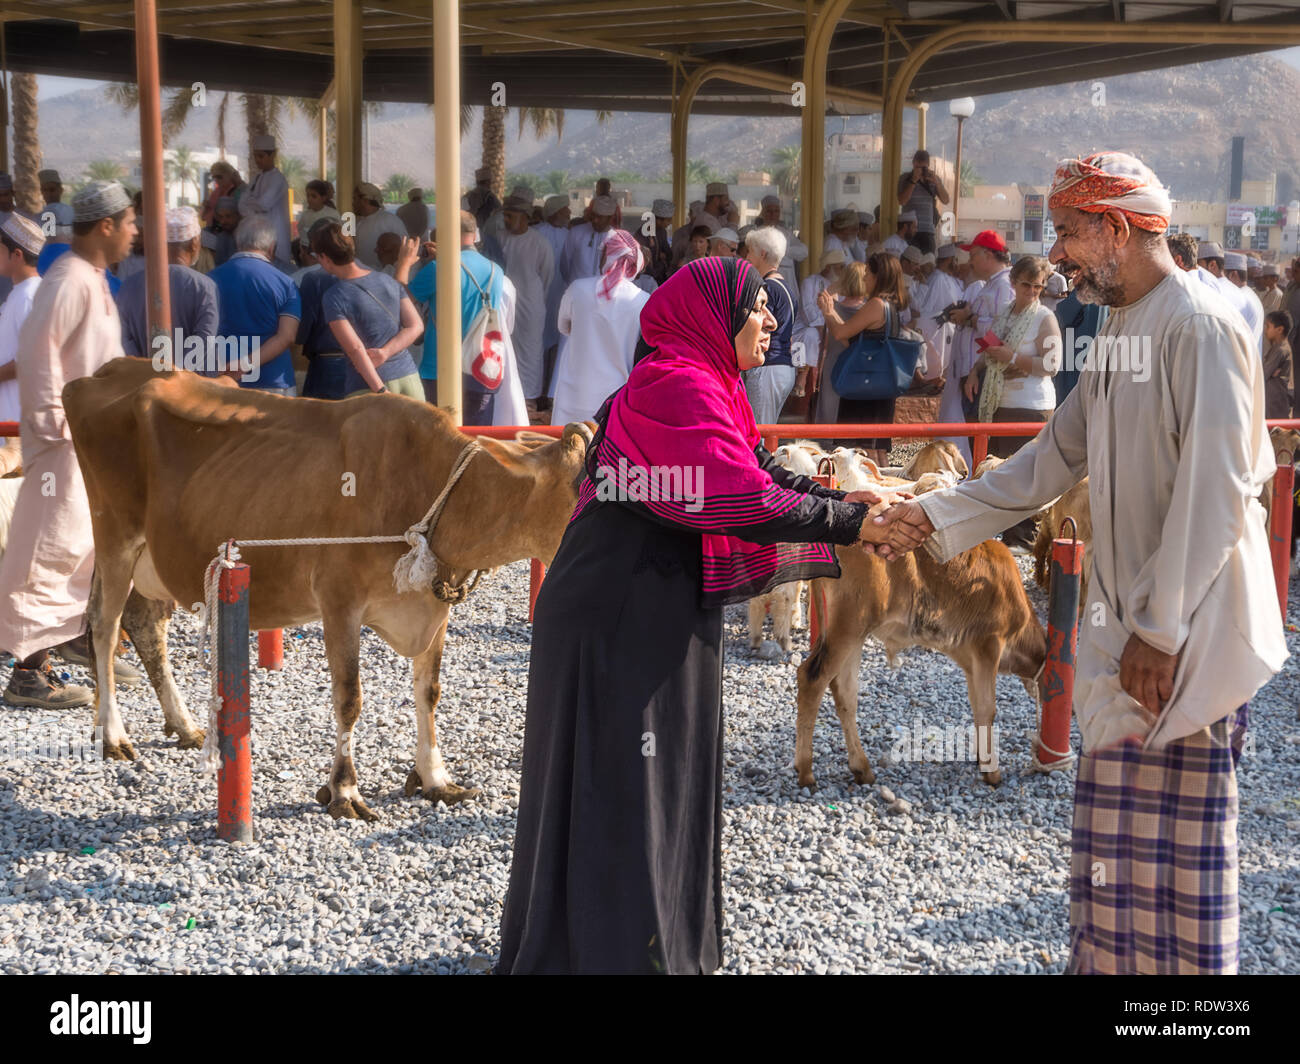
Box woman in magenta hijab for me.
[496,257,894,975]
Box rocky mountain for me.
[28,51,1300,204]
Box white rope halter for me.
[195,438,483,774]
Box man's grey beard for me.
[1073,259,1124,305]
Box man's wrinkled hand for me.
[1119,633,1178,717]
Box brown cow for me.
[65,359,592,821]
[795,528,1045,789]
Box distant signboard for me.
[1023,193,1044,220]
[1227,204,1287,228]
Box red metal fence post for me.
[218,562,253,843]
[1035,522,1084,772]
[971,433,988,469]
[257,629,283,671]
[1270,462,1294,620]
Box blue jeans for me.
[303,354,348,400]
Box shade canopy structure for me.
[4,3,1300,110]
[6,0,1299,424]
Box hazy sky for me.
[30,46,1300,102]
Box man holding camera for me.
[898,150,950,254]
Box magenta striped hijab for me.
[572,256,838,607]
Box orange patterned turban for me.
[1047,151,1172,233]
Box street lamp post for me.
[949,97,975,239]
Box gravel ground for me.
[0,557,1297,975]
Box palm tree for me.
[384,172,416,203]
[480,107,613,202]
[85,160,128,182]
[541,170,570,196]
[770,145,801,197]
[11,72,41,216]
[167,145,199,205]
[481,104,507,201]
[959,159,980,198]
[686,158,718,186]
[279,155,308,200]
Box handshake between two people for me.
[841,490,935,561]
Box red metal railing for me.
[465,419,1300,622]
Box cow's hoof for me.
[103,739,136,761]
[405,769,479,805]
[175,730,205,751]
[796,772,817,791]
[980,768,1002,787]
[316,785,332,805]
[851,765,876,785]
[325,794,379,822]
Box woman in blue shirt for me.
[312,222,424,398]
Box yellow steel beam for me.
[333,0,363,210]
[12,0,334,53]
[799,0,854,269]
[879,18,1300,236]
[433,0,463,424]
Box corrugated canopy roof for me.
[4,1,1300,111]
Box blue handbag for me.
[829,302,924,401]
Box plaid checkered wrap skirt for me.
[1067,705,1248,975]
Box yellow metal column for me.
[800,0,852,271]
[333,0,362,215]
[433,0,462,424]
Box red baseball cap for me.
[959,229,1007,254]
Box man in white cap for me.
[883,210,917,256]
[561,193,623,284]
[912,243,963,384]
[639,198,675,285]
[668,183,730,265]
[239,133,292,269]
[466,167,500,229]
[707,228,739,258]
[1257,262,1283,314]
[500,194,556,416]
[351,182,407,271]
[739,195,808,280]
[0,181,144,709]
[38,169,75,230]
[824,208,864,263]
[876,149,1283,976]
[0,213,45,426]
[795,247,845,403]
[114,206,219,360]
[1223,250,1264,349]
[898,244,927,325]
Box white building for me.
[125,147,241,209]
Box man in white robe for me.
[561,194,623,284]
[238,134,293,269]
[916,244,964,381]
[938,230,1013,464]
[823,208,865,264]
[0,214,45,426]
[1223,250,1265,351]
[0,182,143,710]
[874,151,1286,976]
[499,195,556,409]
[551,232,649,427]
